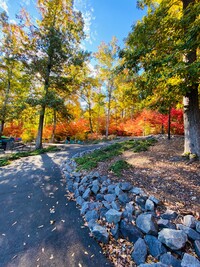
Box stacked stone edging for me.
[61,148,200,267]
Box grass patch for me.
[75,137,156,171]
[109,160,130,176]
[0,146,60,167]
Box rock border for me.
[61,146,200,267]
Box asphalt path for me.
[0,144,113,267]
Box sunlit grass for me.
[75,138,156,171]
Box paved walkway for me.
[0,144,112,267]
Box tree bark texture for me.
[182,0,200,157]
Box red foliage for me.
[3,122,24,137]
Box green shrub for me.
[109,160,130,176]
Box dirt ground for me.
[97,135,200,219]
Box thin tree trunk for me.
[88,103,93,133]
[182,0,200,157]
[51,109,57,143]
[167,107,171,140]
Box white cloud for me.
[0,0,8,13]
[74,0,96,45]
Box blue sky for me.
[0,0,146,53]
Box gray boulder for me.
[135,196,148,210]
[105,209,122,224]
[136,213,158,235]
[195,240,200,258]
[161,209,178,220]
[119,219,143,243]
[157,219,176,229]
[196,221,200,233]
[120,182,132,191]
[82,188,91,200]
[131,187,144,195]
[115,184,123,196]
[80,201,90,215]
[111,201,120,211]
[145,235,167,258]
[183,215,196,228]
[92,225,109,244]
[160,253,181,267]
[91,182,100,195]
[131,238,147,265]
[76,196,84,206]
[145,199,155,211]
[118,193,129,204]
[177,224,200,241]
[85,210,99,222]
[107,184,116,194]
[104,194,116,202]
[149,195,161,205]
[181,253,200,267]
[111,224,119,239]
[158,229,187,250]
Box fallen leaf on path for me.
[38,225,44,228]
[49,254,54,260]
[12,221,17,226]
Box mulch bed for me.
[96,135,200,219]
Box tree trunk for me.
[0,120,5,137]
[51,110,57,143]
[183,89,200,157]
[35,106,45,149]
[167,107,171,140]
[182,0,200,157]
[88,103,93,133]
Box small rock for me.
[82,188,91,200]
[125,202,135,214]
[183,215,196,228]
[92,225,109,244]
[91,184,100,195]
[161,209,178,220]
[100,186,107,194]
[76,196,84,206]
[145,199,155,211]
[194,240,200,258]
[120,182,132,191]
[131,238,147,265]
[177,224,200,241]
[145,235,167,258]
[158,229,187,250]
[118,193,129,204]
[135,196,147,210]
[111,201,121,211]
[115,184,123,196]
[136,213,158,235]
[157,219,176,229]
[105,209,122,224]
[119,219,143,243]
[196,221,200,233]
[88,219,96,230]
[79,185,86,195]
[160,253,181,267]
[111,224,119,239]
[181,253,200,267]
[96,194,104,201]
[80,202,89,215]
[107,184,116,194]
[102,201,111,210]
[74,189,80,198]
[80,176,88,185]
[149,195,161,205]
[131,187,144,195]
[85,210,99,222]
[104,194,116,202]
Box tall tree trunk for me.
[182,0,200,157]
[51,109,57,143]
[106,98,111,138]
[35,105,45,149]
[88,103,93,133]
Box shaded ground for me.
[96,135,200,218]
[0,144,113,267]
